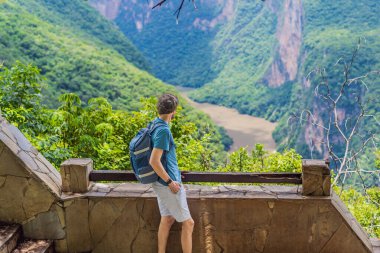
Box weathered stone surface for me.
[51,204,65,229]
[212,199,273,230]
[0,142,5,155]
[302,159,331,196]
[12,238,54,253]
[33,170,61,197]
[0,120,18,151]
[65,198,91,252]
[60,158,93,193]
[54,238,68,253]
[91,199,140,253]
[254,228,268,252]
[371,238,380,253]
[0,176,29,222]
[320,223,369,253]
[112,182,151,193]
[0,131,20,155]
[51,182,376,252]
[0,223,21,253]
[88,198,126,245]
[0,148,29,178]
[331,193,374,251]
[36,153,61,183]
[0,120,16,141]
[23,179,55,218]
[0,118,61,199]
[0,176,5,188]
[22,210,65,239]
[7,123,36,154]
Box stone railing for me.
[0,117,377,253]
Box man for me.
[149,93,194,253]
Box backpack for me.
[129,121,167,184]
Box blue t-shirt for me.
[151,117,181,185]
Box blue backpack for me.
[129,121,167,184]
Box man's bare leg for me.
[181,218,194,253]
[158,216,175,253]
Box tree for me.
[287,40,380,237]
[288,39,379,187]
[0,61,47,137]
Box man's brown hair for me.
[157,93,179,115]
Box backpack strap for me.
[148,121,167,135]
[148,120,173,162]
[148,121,172,150]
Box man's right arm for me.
[150,147,180,193]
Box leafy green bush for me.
[220,144,302,173]
[0,62,227,170]
[338,186,380,238]
[0,61,48,136]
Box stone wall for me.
[58,183,374,253]
[0,117,376,253]
[0,118,64,241]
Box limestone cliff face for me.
[265,0,303,87]
[88,0,122,20]
[193,0,235,31]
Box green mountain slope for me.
[191,0,284,120]
[0,0,167,110]
[11,0,149,71]
[0,0,231,155]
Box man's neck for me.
[159,114,171,123]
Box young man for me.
[149,93,194,253]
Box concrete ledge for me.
[61,183,306,200]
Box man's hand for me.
[168,181,181,194]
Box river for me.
[177,87,277,152]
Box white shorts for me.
[151,181,191,222]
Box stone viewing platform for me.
[69,182,302,199]
[0,116,378,253]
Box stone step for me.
[11,239,54,253]
[0,223,21,253]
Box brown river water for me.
[177,87,277,152]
